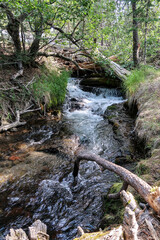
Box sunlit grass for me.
[31,67,70,109]
[124,65,160,94]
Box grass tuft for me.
[124,65,159,94]
[31,67,69,109]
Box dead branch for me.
[95,49,130,81]
[0,107,41,133]
[145,219,159,240]
[10,61,24,80]
[74,150,160,215]
[0,112,26,132]
[108,181,128,199]
[37,52,83,70]
[121,191,139,240]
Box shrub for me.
[31,68,69,109]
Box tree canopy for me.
[0,0,160,68]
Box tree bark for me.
[95,50,130,81]
[144,0,150,64]
[0,3,28,56]
[7,19,22,54]
[131,0,139,67]
[74,150,160,215]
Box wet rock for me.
[80,77,121,88]
[104,102,137,163]
[70,101,85,112]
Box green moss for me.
[136,162,149,175]
[107,115,116,120]
[107,105,117,111]
[73,231,110,240]
[102,183,124,227]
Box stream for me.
[0,78,136,240]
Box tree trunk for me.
[95,50,130,81]
[29,31,42,59]
[144,0,150,64]
[73,150,160,215]
[7,19,21,54]
[131,0,139,67]
[28,18,43,61]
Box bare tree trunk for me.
[7,19,21,54]
[21,23,26,52]
[144,0,150,64]
[131,0,139,67]
[74,150,160,215]
[28,16,43,61]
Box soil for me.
[128,75,160,186]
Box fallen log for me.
[73,150,160,215]
[95,49,130,81]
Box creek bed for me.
[0,78,137,240]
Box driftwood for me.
[73,151,160,215]
[95,49,130,81]
[6,220,49,240]
[0,106,41,132]
[6,229,29,240]
[121,190,160,240]
[10,61,24,80]
[29,220,49,240]
[0,110,26,132]
[121,191,139,240]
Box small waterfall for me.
[64,78,125,155]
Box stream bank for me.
[128,74,160,186]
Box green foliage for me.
[31,68,69,109]
[136,162,149,175]
[102,183,124,227]
[123,65,159,94]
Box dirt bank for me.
[128,75,160,186]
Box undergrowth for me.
[123,65,160,94]
[101,183,124,228]
[31,67,69,109]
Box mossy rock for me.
[107,105,118,111]
[101,183,124,228]
[73,230,111,240]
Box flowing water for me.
[0,78,134,240]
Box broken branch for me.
[74,150,160,214]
